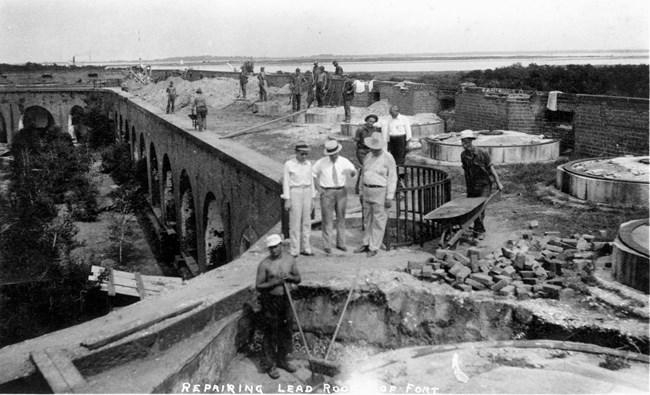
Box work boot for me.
[267,366,280,379]
[277,360,297,373]
[354,245,369,253]
[367,250,378,257]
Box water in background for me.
[141,51,649,73]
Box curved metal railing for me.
[385,164,451,249]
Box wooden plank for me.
[182,253,200,275]
[80,301,203,350]
[107,269,115,297]
[219,109,308,139]
[134,272,146,300]
[30,349,86,393]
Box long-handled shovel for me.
[283,282,323,386]
[308,269,361,377]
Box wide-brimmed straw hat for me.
[459,130,476,140]
[265,234,282,248]
[364,114,378,122]
[295,141,311,152]
[364,132,386,150]
[323,139,342,155]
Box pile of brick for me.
[407,229,610,300]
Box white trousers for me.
[362,187,388,252]
[289,186,312,256]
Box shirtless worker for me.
[255,234,302,379]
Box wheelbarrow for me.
[424,191,500,248]
[188,113,198,129]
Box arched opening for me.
[21,106,56,131]
[139,134,145,161]
[124,120,129,142]
[162,155,176,226]
[179,170,198,262]
[131,127,137,160]
[135,134,147,192]
[68,105,85,144]
[149,143,161,208]
[0,112,7,144]
[203,193,228,269]
[119,115,124,141]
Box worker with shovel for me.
[255,234,302,379]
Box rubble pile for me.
[407,228,611,300]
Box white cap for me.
[265,234,282,248]
[459,130,476,140]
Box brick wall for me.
[570,94,649,157]
[454,87,649,157]
[371,81,439,115]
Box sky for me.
[0,0,648,64]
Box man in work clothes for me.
[355,132,397,257]
[304,70,315,108]
[255,234,301,379]
[313,140,357,254]
[333,60,343,76]
[381,105,411,185]
[459,130,504,240]
[353,114,380,193]
[239,66,249,99]
[290,68,306,112]
[282,142,315,257]
[165,81,177,114]
[191,88,208,131]
[315,66,329,107]
[257,67,268,102]
[342,78,355,123]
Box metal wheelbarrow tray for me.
[424,191,500,248]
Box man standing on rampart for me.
[255,234,301,379]
[166,81,177,114]
[257,67,268,102]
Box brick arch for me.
[21,105,56,131]
[202,192,229,269]
[179,170,198,262]
[131,126,137,160]
[149,142,161,208]
[68,105,85,144]
[0,111,6,144]
[162,154,176,226]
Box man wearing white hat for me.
[459,130,504,240]
[282,142,315,257]
[355,132,397,257]
[255,234,302,379]
[313,139,357,253]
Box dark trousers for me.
[316,85,326,107]
[468,185,491,234]
[166,97,175,114]
[343,98,352,122]
[292,94,301,111]
[388,135,407,165]
[240,80,247,98]
[306,90,314,108]
[259,293,293,370]
[259,85,268,102]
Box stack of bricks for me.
[407,229,608,301]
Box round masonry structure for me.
[556,156,649,207]
[421,130,560,164]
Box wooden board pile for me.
[407,230,610,300]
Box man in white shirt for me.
[313,140,357,254]
[380,105,411,185]
[282,142,315,257]
[355,132,397,257]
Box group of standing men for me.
[260,111,504,382]
[288,60,345,112]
